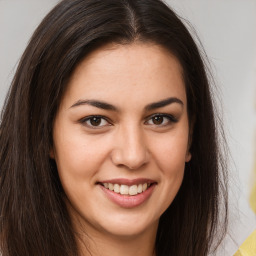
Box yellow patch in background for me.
[233,230,256,256]
[250,174,256,214]
[250,133,256,214]
[251,93,256,214]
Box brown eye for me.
[89,117,102,126]
[152,116,164,125]
[81,116,110,128]
[145,114,177,126]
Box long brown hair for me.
[0,0,228,255]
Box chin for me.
[97,215,159,239]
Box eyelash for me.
[79,113,178,129]
[79,115,112,129]
[145,113,178,126]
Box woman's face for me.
[51,43,191,239]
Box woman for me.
[0,0,228,255]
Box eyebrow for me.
[70,97,183,111]
[70,100,117,111]
[145,97,183,111]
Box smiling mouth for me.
[99,182,154,196]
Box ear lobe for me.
[185,151,191,162]
[185,133,192,163]
[186,118,194,163]
[49,148,55,159]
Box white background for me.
[1,0,256,255]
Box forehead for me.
[62,42,186,109]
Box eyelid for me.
[79,115,112,128]
[78,113,177,129]
[144,113,178,125]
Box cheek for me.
[53,128,113,183]
[148,137,187,219]
[158,140,186,189]
[52,134,109,210]
[150,130,188,208]
[151,132,189,174]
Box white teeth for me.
[129,185,138,196]
[120,185,129,195]
[102,182,152,196]
[142,183,147,192]
[114,184,120,193]
[137,184,142,193]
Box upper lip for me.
[97,178,157,186]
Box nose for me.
[111,125,149,170]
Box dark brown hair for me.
[0,0,228,255]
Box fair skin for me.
[51,42,191,256]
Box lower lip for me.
[99,184,156,208]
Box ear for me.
[185,116,195,163]
[185,134,192,162]
[49,147,55,159]
[185,151,191,162]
